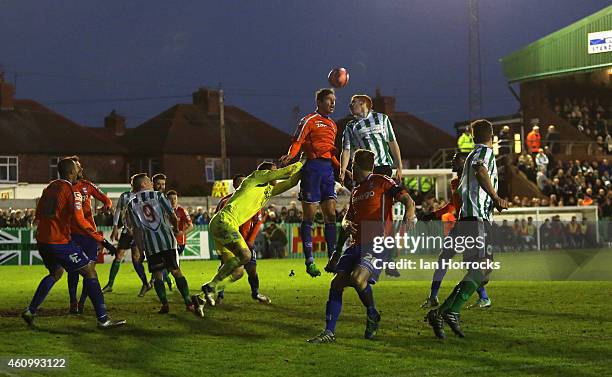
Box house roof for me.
[121,104,291,157]
[0,99,126,154]
[335,111,455,159]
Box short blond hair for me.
[351,94,372,110]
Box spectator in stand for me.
[526,125,541,156]
[264,223,288,258]
[541,218,552,249]
[567,216,581,248]
[535,148,549,174]
[537,171,551,194]
[545,125,560,153]
[518,151,536,181]
[498,125,512,155]
[582,188,594,206]
[457,124,474,153]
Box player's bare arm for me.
[475,165,508,212]
[389,141,403,181]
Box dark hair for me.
[353,149,375,171]
[315,88,335,102]
[57,158,76,178]
[130,173,148,189]
[232,173,246,188]
[166,190,178,197]
[257,161,276,171]
[471,119,493,143]
[64,155,80,162]
[152,173,167,183]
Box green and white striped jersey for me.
[127,190,177,255]
[342,111,397,167]
[459,144,498,221]
[113,191,135,228]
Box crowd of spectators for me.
[0,208,35,228]
[553,97,612,142]
[489,215,597,252]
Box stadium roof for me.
[122,103,291,156]
[500,5,612,83]
[0,99,126,154]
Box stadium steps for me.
[506,164,546,199]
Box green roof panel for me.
[501,5,612,83]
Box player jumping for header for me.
[279,88,340,277]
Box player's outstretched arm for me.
[258,161,303,184]
[270,168,302,196]
[389,141,403,181]
[475,165,508,212]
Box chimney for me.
[104,110,126,136]
[192,88,220,115]
[372,88,395,115]
[0,73,15,111]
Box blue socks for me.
[300,221,314,264]
[477,286,488,300]
[324,223,337,259]
[357,284,378,317]
[67,271,79,303]
[133,260,148,285]
[325,289,343,333]
[248,274,259,297]
[83,278,107,322]
[28,275,57,314]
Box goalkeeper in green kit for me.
[191,160,303,317]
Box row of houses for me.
[0,76,454,195]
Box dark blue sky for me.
[1,1,609,135]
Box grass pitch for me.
[1,252,611,377]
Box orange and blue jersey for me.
[174,205,192,245]
[346,174,407,245]
[35,179,103,245]
[288,112,339,168]
[70,179,112,236]
[434,177,461,219]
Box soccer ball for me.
[328,67,349,88]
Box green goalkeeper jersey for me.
[216,161,303,226]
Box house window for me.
[0,156,18,183]
[127,158,161,180]
[205,158,230,182]
[49,157,61,180]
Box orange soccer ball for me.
[328,67,349,88]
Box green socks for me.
[153,279,168,305]
[175,276,191,305]
[107,260,121,287]
[439,272,483,314]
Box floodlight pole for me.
[219,89,227,180]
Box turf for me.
[1,252,611,377]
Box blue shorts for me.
[336,244,382,284]
[298,159,336,203]
[38,242,91,273]
[71,233,99,261]
[177,244,186,255]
